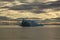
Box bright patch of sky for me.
[46,0,57,2]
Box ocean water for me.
[0,25,60,40]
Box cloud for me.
[46,0,57,2]
[0,0,14,2]
[0,16,10,20]
[9,0,60,13]
[45,1,60,11]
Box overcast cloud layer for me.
[0,0,58,2]
[0,0,60,20]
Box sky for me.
[45,0,57,1]
[0,0,58,2]
[0,0,60,20]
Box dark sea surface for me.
[0,25,60,40]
